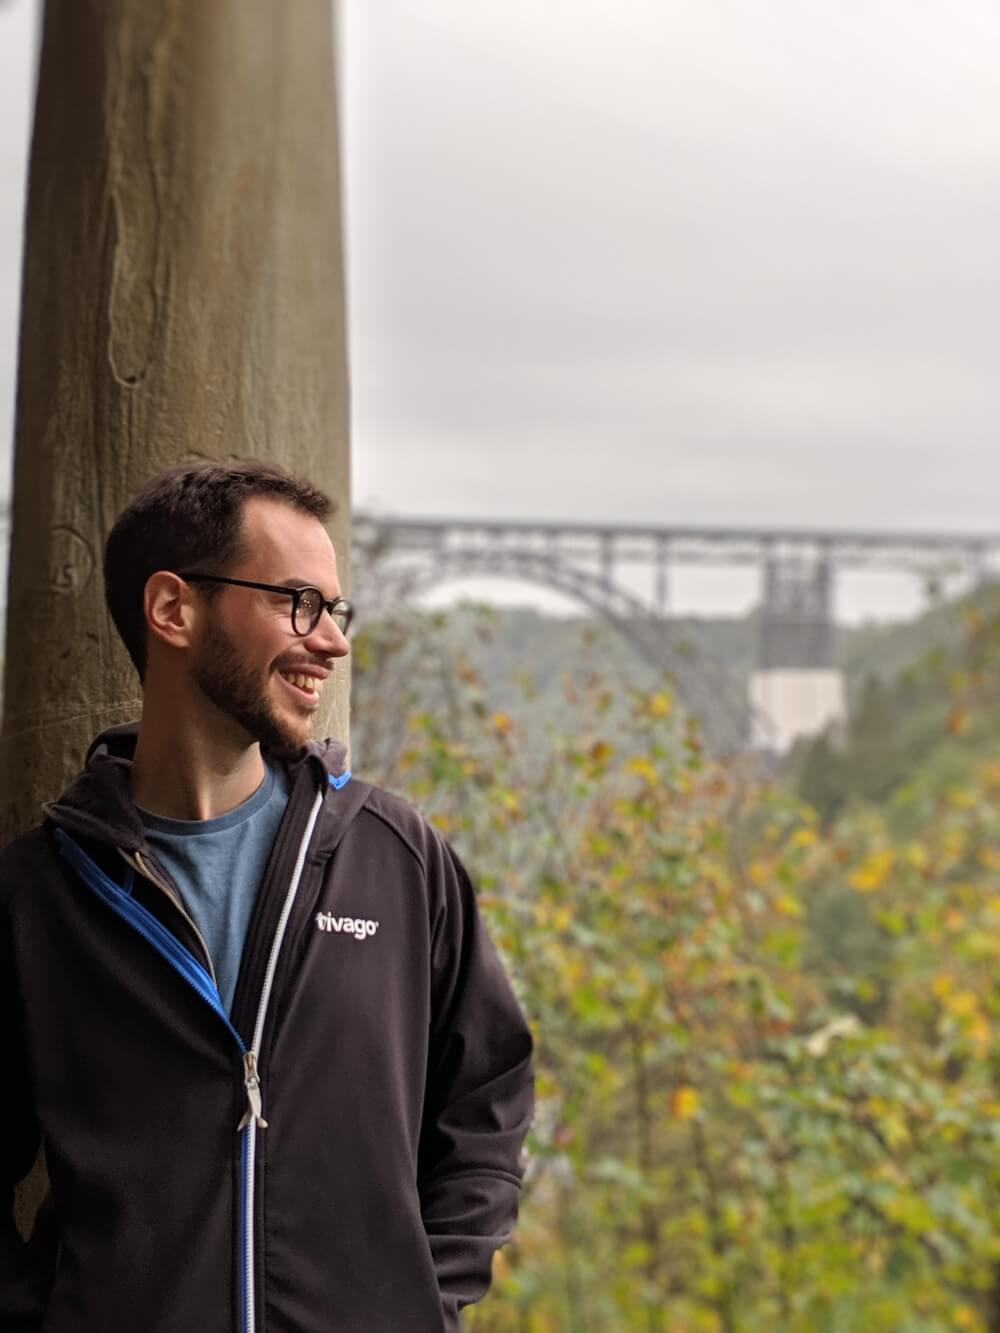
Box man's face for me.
[190,497,349,751]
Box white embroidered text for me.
[315,912,380,940]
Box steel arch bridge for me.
[352,512,1000,751]
[351,520,772,749]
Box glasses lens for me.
[292,590,353,635]
[293,588,323,635]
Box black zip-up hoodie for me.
[0,724,534,1332]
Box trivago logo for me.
[314,911,380,940]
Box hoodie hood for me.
[43,721,349,853]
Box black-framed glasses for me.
[177,573,354,637]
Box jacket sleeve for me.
[0,894,55,1330]
[417,832,534,1321]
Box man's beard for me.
[192,618,306,752]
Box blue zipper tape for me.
[53,828,245,1051]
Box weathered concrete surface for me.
[3,0,350,1236]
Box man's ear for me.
[144,572,198,654]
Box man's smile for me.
[277,669,324,706]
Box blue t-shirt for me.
[138,764,290,1013]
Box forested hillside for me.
[352,591,1000,1333]
[349,586,989,768]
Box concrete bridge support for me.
[749,550,846,751]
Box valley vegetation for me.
[351,591,1000,1333]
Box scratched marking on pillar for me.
[48,527,95,595]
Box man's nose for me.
[304,610,350,658]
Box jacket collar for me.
[44,721,349,852]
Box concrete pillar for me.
[749,548,846,751]
[653,537,669,616]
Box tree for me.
[352,607,1000,1332]
[797,730,848,827]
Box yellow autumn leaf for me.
[626,757,659,785]
[747,860,771,888]
[881,1111,910,1149]
[848,849,894,893]
[551,905,572,933]
[931,974,953,1001]
[563,959,586,986]
[947,990,979,1018]
[648,691,673,718]
[789,827,818,850]
[947,786,976,809]
[528,1310,560,1333]
[953,1304,981,1331]
[774,893,804,919]
[491,712,512,735]
[498,789,521,815]
[967,1016,991,1048]
[903,842,930,871]
[670,1085,699,1120]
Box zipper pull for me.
[238,1050,269,1131]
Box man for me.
[0,460,534,1333]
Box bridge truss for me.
[352,514,1000,751]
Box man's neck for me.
[131,694,267,822]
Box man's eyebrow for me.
[277,577,340,596]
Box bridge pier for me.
[653,537,670,615]
[749,548,847,751]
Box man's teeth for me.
[282,672,318,693]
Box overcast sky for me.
[1,0,998,618]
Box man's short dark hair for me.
[105,459,334,679]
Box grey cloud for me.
[343,0,1000,551]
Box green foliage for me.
[793,585,1000,826]
[352,605,1000,1333]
